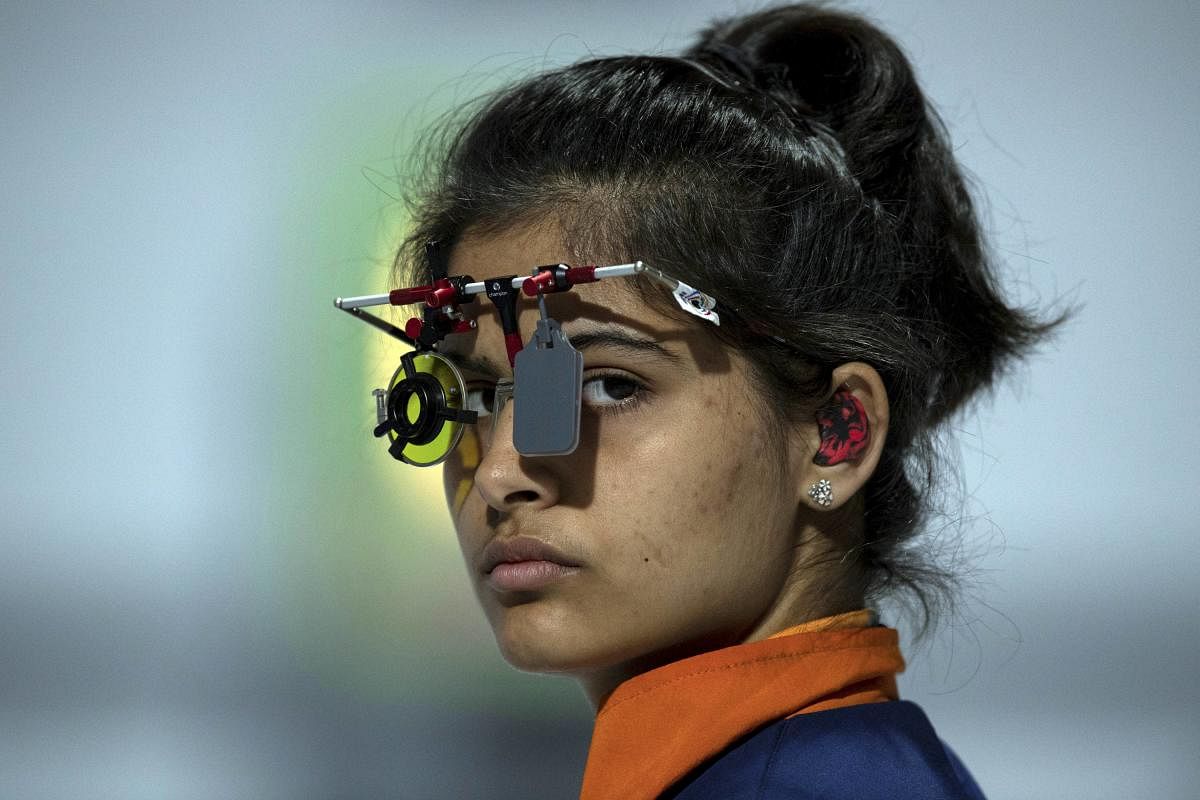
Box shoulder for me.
[663,700,986,800]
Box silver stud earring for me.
[808,479,833,507]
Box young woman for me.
[352,4,1067,797]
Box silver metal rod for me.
[597,262,643,279]
[337,306,415,346]
[335,294,392,309]
[633,261,681,291]
[459,275,527,296]
[635,261,718,313]
[336,261,650,307]
[458,261,645,295]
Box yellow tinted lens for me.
[405,393,422,424]
[386,352,467,467]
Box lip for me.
[480,536,583,592]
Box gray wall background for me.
[2,1,1197,798]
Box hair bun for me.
[685,3,1069,426]
[686,4,928,201]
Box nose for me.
[472,390,561,512]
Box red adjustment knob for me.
[427,284,457,308]
[521,270,557,297]
[389,286,431,306]
[520,264,599,296]
[565,266,597,285]
[404,317,424,341]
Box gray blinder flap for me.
[513,305,583,456]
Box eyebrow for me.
[443,352,504,378]
[568,329,684,366]
[439,326,683,377]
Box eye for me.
[463,384,495,417]
[581,372,645,414]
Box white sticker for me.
[671,282,720,326]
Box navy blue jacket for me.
[662,700,986,799]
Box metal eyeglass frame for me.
[334,241,727,466]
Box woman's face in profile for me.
[440,220,812,695]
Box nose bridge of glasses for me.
[480,379,516,451]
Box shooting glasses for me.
[335,242,723,467]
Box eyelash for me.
[581,371,648,417]
[463,372,648,418]
[463,383,501,418]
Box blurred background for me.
[2,1,1197,798]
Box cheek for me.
[590,396,775,568]
[442,424,482,519]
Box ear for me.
[795,362,889,512]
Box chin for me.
[488,605,607,674]
[496,640,569,673]
[494,634,586,674]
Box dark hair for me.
[393,3,1072,638]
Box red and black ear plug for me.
[812,389,870,466]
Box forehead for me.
[449,219,649,318]
[448,218,569,280]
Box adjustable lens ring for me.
[378,350,474,467]
[386,374,443,445]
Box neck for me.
[575,514,867,712]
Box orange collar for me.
[579,610,904,800]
